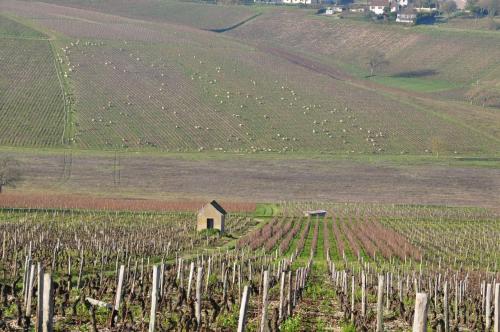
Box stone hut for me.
[197,200,227,232]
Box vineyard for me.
[0,0,498,155]
[0,15,65,147]
[0,203,498,331]
[228,10,500,108]
[37,0,259,31]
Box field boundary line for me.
[209,12,262,33]
[48,40,70,146]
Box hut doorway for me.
[207,218,214,229]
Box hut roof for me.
[304,209,327,215]
[207,200,227,215]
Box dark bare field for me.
[7,151,500,209]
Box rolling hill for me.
[0,0,498,156]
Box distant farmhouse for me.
[369,0,388,15]
[368,0,416,20]
[282,0,319,4]
[197,200,227,233]
[325,6,345,15]
[396,10,418,22]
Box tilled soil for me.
[7,151,500,210]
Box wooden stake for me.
[279,271,285,322]
[376,275,384,332]
[111,265,125,326]
[412,293,428,332]
[148,265,160,332]
[205,256,211,294]
[260,270,269,332]
[362,272,366,317]
[444,281,449,332]
[287,270,292,317]
[24,263,36,328]
[351,276,355,322]
[187,261,195,298]
[195,265,203,326]
[238,285,250,332]
[77,249,84,290]
[36,263,44,332]
[494,283,499,332]
[486,283,492,331]
[41,273,53,332]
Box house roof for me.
[400,6,417,14]
[304,210,327,215]
[208,200,227,215]
[370,0,388,6]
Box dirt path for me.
[292,270,344,331]
[288,218,346,331]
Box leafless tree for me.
[441,0,458,16]
[367,51,389,77]
[0,157,22,193]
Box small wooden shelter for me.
[197,200,227,232]
[304,210,327,217]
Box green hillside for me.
[0,1,498,156]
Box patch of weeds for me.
[198,228,221,237]
[341,322,356,332]
[215,309,238,329]
[208,273,218,286]
[280,314,303,332]
[315,317,328,331]
[304,282,335,301]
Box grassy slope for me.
[228,10,500,106]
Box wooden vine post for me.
[195,265,203,327]
[351,275,355,322]
[361,272,367,317]
[413,293,429,332]
[36,263,44,332]
[485,283,492,331]
[238,285,250,332]
[24,262,36,329]
[279,271,285,322]
[376,275,384,332]
[149,265,160,332]
[41,273,54,332]
[111,265,125,326]
[494,283,499,332]
[443,281,449,332]
[260,270,269,332]
[187,261,195,298]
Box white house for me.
[350,7,365,12]
[369,0,388,14]
[283,0,318,4]
[325,6,344,14]
[390,0,409,12]
[396,11,417,22]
